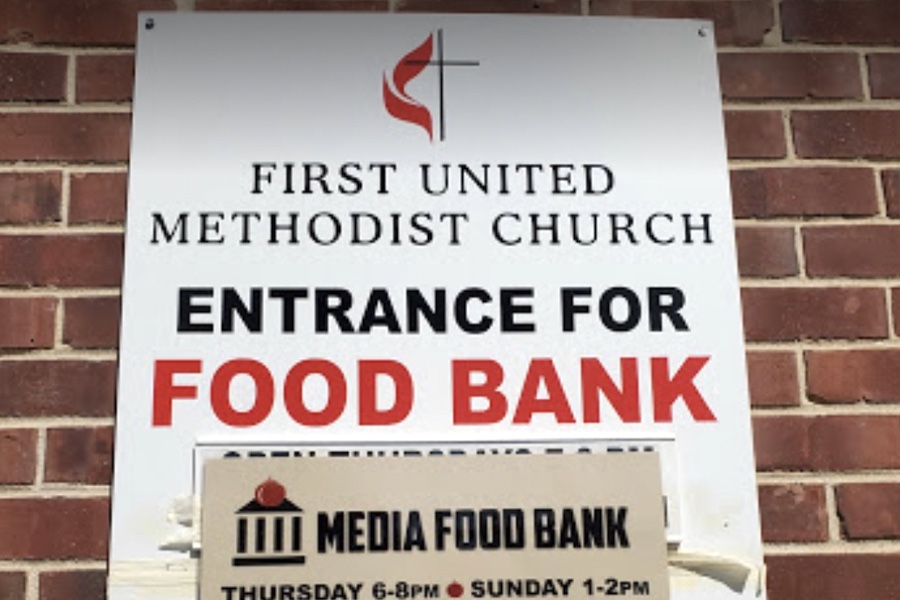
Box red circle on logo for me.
[254,478,286,507]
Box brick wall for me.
[0,0,897,599]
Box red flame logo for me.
[383,33,434,142]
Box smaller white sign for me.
[192,438,682,544]
[200,454,670,600]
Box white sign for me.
[111,13,764,600]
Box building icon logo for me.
[233,478,306,566]
[382,29,479,143]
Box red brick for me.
[735,227,797,278]
[741,287,887,342]
[0,572,26,600]
[811,416,900,471]
[0,296,56,349]
[0,497,108,559]
[69,172,127,225]
[753,415,811,471]
[724,111,786,159]
[63,296,120,349]
[76,54,134,103]
[768,554,900,600]
[782,0,900,45]
[758,484,828,543]
[198,0,390,9]
[893,288,900,336]
[869,54,900,99]
[731,167,878,218]
[0,113,130,163]
[746,351,799,408]
[396,0,578,13]
[0,52,66,101]
[0,234,123,287]
[0,360,116,417]
[756,414,900,472]
[0,429,37,485]
[44,427,113,485]
[0,0,174,46]
[885,170,900,218]
[793,110,900,160]
[0,172,61,224]
[590,1,774,46]
[807,350,900,404]
[40,571,106,600]
[836,484,900,540]
[720,52,862,100]
[805,225,900,278]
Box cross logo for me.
[383,29,480,142]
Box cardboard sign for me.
[111,13,764,600]
[200,454,669,600]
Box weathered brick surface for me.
[768,554,900,600]
[811,416,900,471]
[0,0,175,46]
[893,288,900,337]
[755,415,900,472]
[753,415,811,471]
[731,167,878,218]
[44,427,113,485]
[0,172,61,224]
[0,497,109,559]
[805,226,900,278]
[807,350,900,404]
[758,484,828,543]
[76,54,135,103]
[0,234,123,287]
[63,296,121,349]
[741,287,887,342]
[720,52,862,100]
[782,0,900,45]
[590,1,774,46]
[793,110,900,160]
[746,351,799,408]
[0,360,116,417]
[883,169,900,218]
[69,171,128,224]
[735,226,797,278]
[40,570,107,600]
[0,113,131,162]
[836,483,900,540]
[0,429,37,485]
[0,52,67,102]
[0,296,57,349]
[724,111,786,159]
[0,572,26,600]
[868,53,900,99]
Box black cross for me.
[404,29,479,141]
